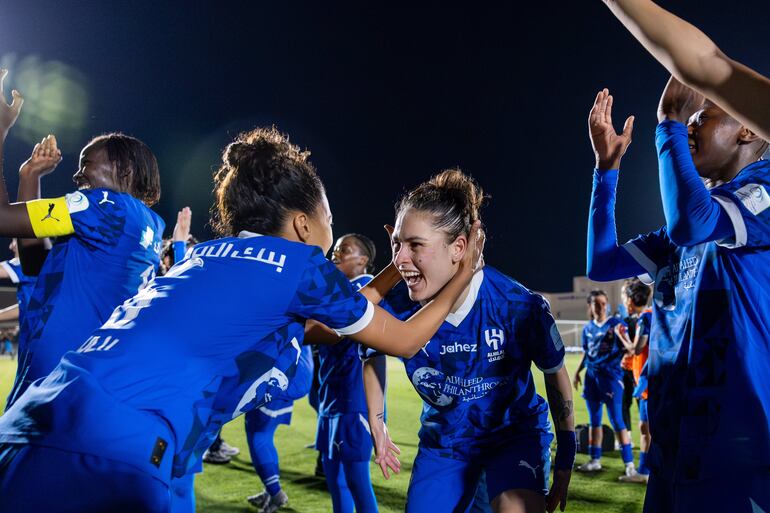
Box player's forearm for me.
[364,357,387,428]
[634,334,649,355]
[304,320,343,345]
[586,169,644,281]
[17,171,51,274]
[358,262,401,305]
[603,0,727,88]
[545,368,575,432]
[576,354,586,374]
[655,121,732,246]
[0,141,34,238]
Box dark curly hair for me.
[86,133,161,206]
[587,289,608,304]
[210,127,325,237]
[623,278,652,308]
[395,167,487,242]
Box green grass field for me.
[0,354,645,512]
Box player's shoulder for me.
[350,274,374,290]
[713,160,770,216]
[481,266,549,313]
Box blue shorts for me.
[584,371,626,431]
[638,398,648,423]
[405,436,551,513]
[316,412,373,462]
[0,443,170,513]
[244,397,294,430]
[644,468,770,513]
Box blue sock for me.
[638,452,650,475]
[620,443,633,465]
[589,445,602,460]
[246,416,282,496]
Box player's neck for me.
[593,315,609,326]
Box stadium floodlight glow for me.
[0,53,89,150]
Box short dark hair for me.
[210,127,324,237]
[623,278,652,307]
[395,168,486,242]
[86,133,161,206]
[344,233,377,274]
[587,289,608,304]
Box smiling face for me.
[73,144,123,192]
[391,208,466,303]
[590,294,608,322]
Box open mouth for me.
[400,269,423,288]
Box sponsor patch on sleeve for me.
[734,183,770,216]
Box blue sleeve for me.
[586,168,648,281]
[622,227,676,285]
[172,241,186,264]
[64,189,129,249]
[639,312,652,338]
[655,120,734,246]
[522,296,565,374]
[709,161,770,249]
[351,274,374,291]
[287,248,374,336]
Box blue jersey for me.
[363,267,564,459]
[317,274,374,417]
[581,317,627,379]
[622,159,770,480]
[0,258,37,335]
[11,189,164,404]
[0,233,373,483]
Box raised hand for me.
[173,207,192,243]
[372,421,401,479]
[589,89,635,171]
[20,135,62,178]
[0,69,23,139]
[547,468,572,512]
[657,76,706,124]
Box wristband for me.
[554,430,576,470]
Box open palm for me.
[589,88,634,170]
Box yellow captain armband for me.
[26,197,75,238]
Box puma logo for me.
[332,440,344,451]
[519,459,539,479]
[99,191,115,205]
[41,203,60,222]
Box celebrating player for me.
[362,169,575,513]
[0,70,165,409]
[0,125,482,512]
[572,290,637,477]
[586,78,770,511]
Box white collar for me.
[238,230,263,239]
[444,270,485,327]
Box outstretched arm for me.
[603,0,770,141]
[585,89,646,281]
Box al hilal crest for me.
[484,328,504,351]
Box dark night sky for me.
[0,1,767,291]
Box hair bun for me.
[430,168,486,222]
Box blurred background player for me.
[363,169,574,513]
[573,290,637,478]
[586,78,770,512]
[315,233,381,513]
[615,278,652,484]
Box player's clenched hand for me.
[20,135,62,178]
[589,88,634,171]
[546,468,572,512]
[657,76,705,124]
[371,422,401,479]
[0,69,23,138]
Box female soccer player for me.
[586,78,770,512]
[601,0,770,142]
[616,278,652,484]
[572,290,636,477]
[363,169,575,513]
[0,119,482,512]
[316,233,381,513]
[0,70,165,409]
